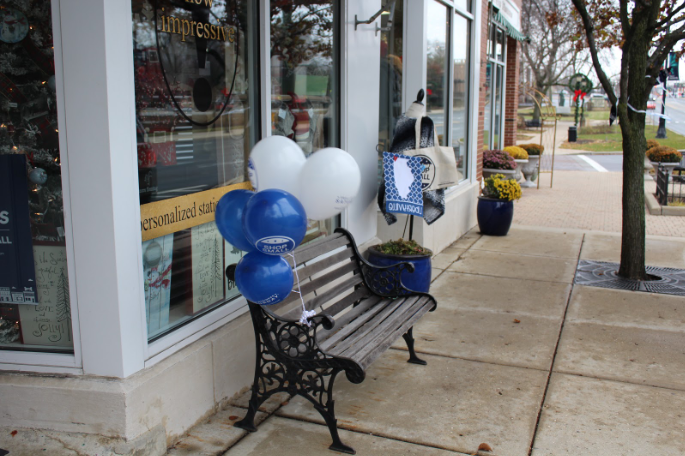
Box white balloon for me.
[248,136,306,194]
[298,148,361,220]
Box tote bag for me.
[405,117,460,191]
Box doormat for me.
[575,260,685,296]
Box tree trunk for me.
[532,102,541,123]
[617,14,651,282]
[618,113,647,280]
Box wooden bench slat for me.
[289,233,348,265]
[334,296,427,361]
[356,297,433,370]
[281,261,359,319]
[321,287,374,320]
[275,256,357,312]
[303,274,363,312]
[333,296,421,358]
[317,295,383,342]
[296,247,356,282]
[324,297,411,356]
[318,295,386,349]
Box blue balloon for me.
[243,189,307,255]
[235,251,293,305]
[215,189,255,252]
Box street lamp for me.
[656,69,668,139]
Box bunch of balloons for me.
[216,136,361,306]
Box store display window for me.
[452,10,470,181]
[426,0,449,146]
[132,0,259,341]
[270,0,340,242]
[0,1,74,353]
[378,0,403,180]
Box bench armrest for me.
[246,302,338,361]
[334,227,426,298]
[361,261,417,297]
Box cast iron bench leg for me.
[305,370,356,455]
[234,387,263,432]
[402,327,427,365]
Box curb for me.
[644,189,662,215]
[644,188,685,216]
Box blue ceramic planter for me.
[367,249,432,293]
[477,197,514,236]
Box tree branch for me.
[652,3,685,31]
[571,0,617,104]
[647,24,685,70]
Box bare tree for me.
[572,0,685,280]
[522,0,589,119]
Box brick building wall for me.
[504,36,519,147]
[476,0,489,181]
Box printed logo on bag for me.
[256,236,295,254]
[248,159,258,191]
[415,155,436,190]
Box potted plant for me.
[367,238,433,292]
[647,146,681,175]
[482,149,517,180]
[518,143,545,187]
[477,173,522,236]
[503,146,529,182]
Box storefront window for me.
[270,0,340,242]
[0,1,74,353]
[426,0,449,146]
[493,65,503,149]
[452,12,470,181]
[484,61,492,148]
[454,0,471,13]
[485,21,505,150]
[132,0,258,341]
[378,0,403,178]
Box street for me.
[663,96,685,137]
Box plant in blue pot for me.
[367,238,433,293]
[477,173,522,236]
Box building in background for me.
[0,0,521,453]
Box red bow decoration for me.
[573,90,587,102]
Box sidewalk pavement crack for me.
[526,233,584,456]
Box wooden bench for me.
[229,228,437,454]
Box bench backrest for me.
[267,231,371,321]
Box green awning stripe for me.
[493,11,528,42]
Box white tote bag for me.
[405,117,460,191]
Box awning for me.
[493,11,529,42]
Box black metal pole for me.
[657,76,668,139]
[408,215,414,241]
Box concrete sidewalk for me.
[164,225,685,456]
[515,171,685,237]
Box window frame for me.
[485,19,507,150]
[424,0,478,190]
[0,0,83,373]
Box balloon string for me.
[289,252,316,326]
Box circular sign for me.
[0,8,29,44]
[416,155,435,191]
[153,1,239,127]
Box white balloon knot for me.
[299,309,317,327]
